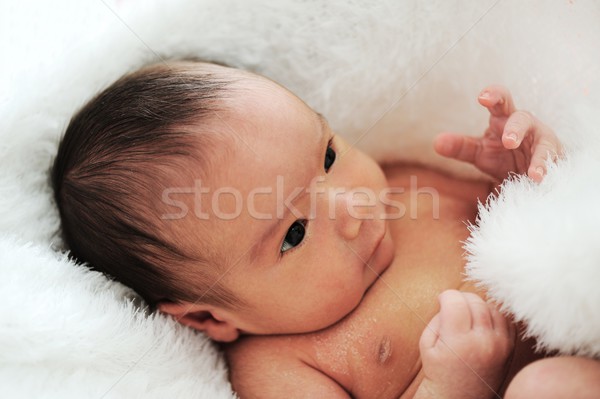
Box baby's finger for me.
[439,290,471,334]
[434,132,481,164]
[507,319,517,342]
[527,137,558,183]
[420,313,441,351]
[463,293,493,330]
[527,122,563,183]
[502,111,535,150]
[478,85,517,117]
[489,305,510,336]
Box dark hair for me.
[52,61,242,310]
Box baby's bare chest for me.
[227,168,491,398]
[298,184,486,397]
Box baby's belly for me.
[301,165,501,398]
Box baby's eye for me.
[280,220,306,254]
[324,139,336,172]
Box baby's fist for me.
[418,290,515,399]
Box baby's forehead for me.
[163,64,322,246]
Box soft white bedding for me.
[1,0,599,397]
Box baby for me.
[52,60,600,398]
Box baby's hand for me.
[417,290,515,399]
[434,85,563,184]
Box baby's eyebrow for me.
[315,112,328,135]
[314,112,329,154]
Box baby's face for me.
[177,67,395,335]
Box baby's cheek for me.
[352,150,387,188]
[313,294,357,325]
[321,274,364,309]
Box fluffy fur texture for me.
[1,0,599,396]
[466,134,600,358]
[0,237,232,398]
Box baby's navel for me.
[378,335,393,365]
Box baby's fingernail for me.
[536,166,544,176]
[479,91,491,99]
[506,133,518,142]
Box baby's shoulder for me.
[225,334,294,369]
[224,335,349,398]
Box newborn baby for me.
[52,61,600,398]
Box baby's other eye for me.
[324,139,336,172]
[280,220,306,254]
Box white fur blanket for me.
[1,0,599,397]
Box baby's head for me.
[53,60,395,342]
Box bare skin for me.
[154,66,600,398]
[225,163,542,398]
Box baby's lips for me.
[366,218,387,261]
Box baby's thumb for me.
[434,132,480,165]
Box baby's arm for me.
[413,290,515,399]
[434,85,563,184]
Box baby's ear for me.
[156,300,241,342]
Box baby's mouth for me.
[367,219,387,260]
[362,227,391,293]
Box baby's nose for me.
[331,188,376,241]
